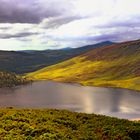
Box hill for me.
[27,39,140,91]
[0,41,113,74]
[0,108,140,139]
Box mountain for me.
[17,50,37,53]
[27,39,140,91]
[0,41,113,74]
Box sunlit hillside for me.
[27,39,140,91]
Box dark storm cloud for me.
[0,32,38,39]
[0,0,74,23]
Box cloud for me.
[0,0,74,23]
[0,0,140,50]
[40,16,84,29]
[94,15,140,29]
[0,32,39,39]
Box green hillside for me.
[0,108,140,139]
[0,71,29,88]
[27,39,140,91]
[0,41,112,74]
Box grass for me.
[0,108,140,139]
[27,39,140,91]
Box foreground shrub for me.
[0,108,140,139]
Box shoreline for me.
[33,79,140,93]
[0,107,138,121]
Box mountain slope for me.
[0,41,113,74]
[27,39,140,91]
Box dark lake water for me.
[0,81,140,119]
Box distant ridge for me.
[16,41,113,53]
[0,41,113,74]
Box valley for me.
[0,0,140,139]
[0,39,140,139]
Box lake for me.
[0,81,140,119]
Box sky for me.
[0,0,140,50]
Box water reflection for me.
[0,81,140,119]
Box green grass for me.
[0,108,140,139]
[27,39,140,91]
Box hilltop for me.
[27,39,140,91]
